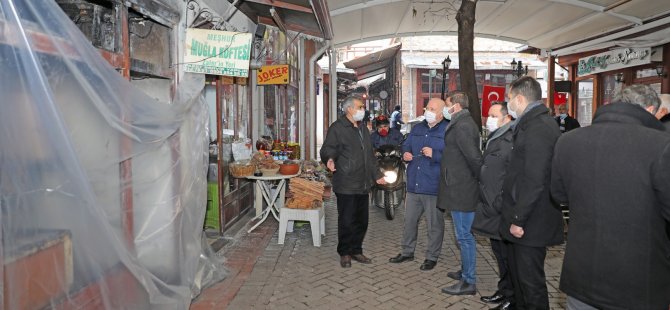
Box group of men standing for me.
[321,76,670,310]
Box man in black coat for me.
[500,76,564,309]
[555,104,580,134]
[320,95,385,268]
[551,84,670,310]
[437,91,482,296]
[472,102,514,310]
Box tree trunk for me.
[456,0,481,129]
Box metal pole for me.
[428,73,432,100]
[441,68,447,100]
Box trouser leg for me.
[423,194,444,261]
[491,238,514,299]
[508,242,549,310]
[335,193,356,256]
[401,192,424,256]
[350,194,369,255]
[451,211,476,284]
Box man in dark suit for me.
[472,102,515,310]
[551,84,670,310]
[438,91,482,296]
[555,104,580,133]
[500,76,564,309]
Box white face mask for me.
[508,96,520,119]
[442,106,452,120]
[424,110,437,123]
[486,117,499,132]
[352,109,365,121]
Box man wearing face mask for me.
[551,84,670,310]
[389,98,448,271]
[321,95,386,268]
[500,76,563,310]
[437,91,483,296]
[371,115,404,149]
[555,104,580,134]
[472,102,515,310]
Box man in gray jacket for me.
[438,91,482,295]
[472,102,515,310]
[320,95,385,268]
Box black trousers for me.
[335,193,369,256]
[491,239,514,299]
[506,242,549,310]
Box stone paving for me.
[193,196,567,309]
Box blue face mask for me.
[560,113,567,119]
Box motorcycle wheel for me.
[384,191,394,220]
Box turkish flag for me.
[554,92,567,105]
[482,85,506,117]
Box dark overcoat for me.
[472,122,514,239]
[499,104,564,247]
[320,117,383,195]
[551,102,670,310]
[437,110,482,212]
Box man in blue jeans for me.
[437,91,482,295]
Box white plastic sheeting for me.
[0,0,222,308]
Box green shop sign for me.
[578,47,651,77]
[184,29,252,77]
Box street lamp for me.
[511,58,528,78]
[441,55,451,100]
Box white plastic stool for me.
[278,206,325,247]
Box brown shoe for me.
[351,254,372,264]
[340,255,352,268]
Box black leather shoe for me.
[340,255,351,268]
[491,301,513,310]
[419,259,437,271]
[352,254,372,264]
[441,280,477,295]
[481,292,505,304]
[389,253,414,263]
[447,270,462,280]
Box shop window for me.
[264,86,277,140]
[576,79,594,126]
[57,0,116,52]
[602,74,622,106]
[420,69,444,97]
[636,68,658,79]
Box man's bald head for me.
[425,98,446,125]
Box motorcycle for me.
[371,144,406,220]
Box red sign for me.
[482,85,506,117]
[554,92,567,105]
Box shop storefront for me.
[558,44,670,125]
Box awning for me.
[327,0,670,54]
[234,0,333,39]
[402,53,546,70]
[343,43,401,80]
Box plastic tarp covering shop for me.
[0,0,224,309]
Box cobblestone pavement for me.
[195,196,567,309]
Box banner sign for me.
[184,29,252,77]
[481,85,506,117]
[578,47,651,77]
[554,92,567,105]
[257,65,290,85]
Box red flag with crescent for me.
[554,92,567,105]
[482,85,506,117]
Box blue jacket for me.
[371,128,404,149]
[402,119,449,195]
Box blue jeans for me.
[451,211,476,284]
